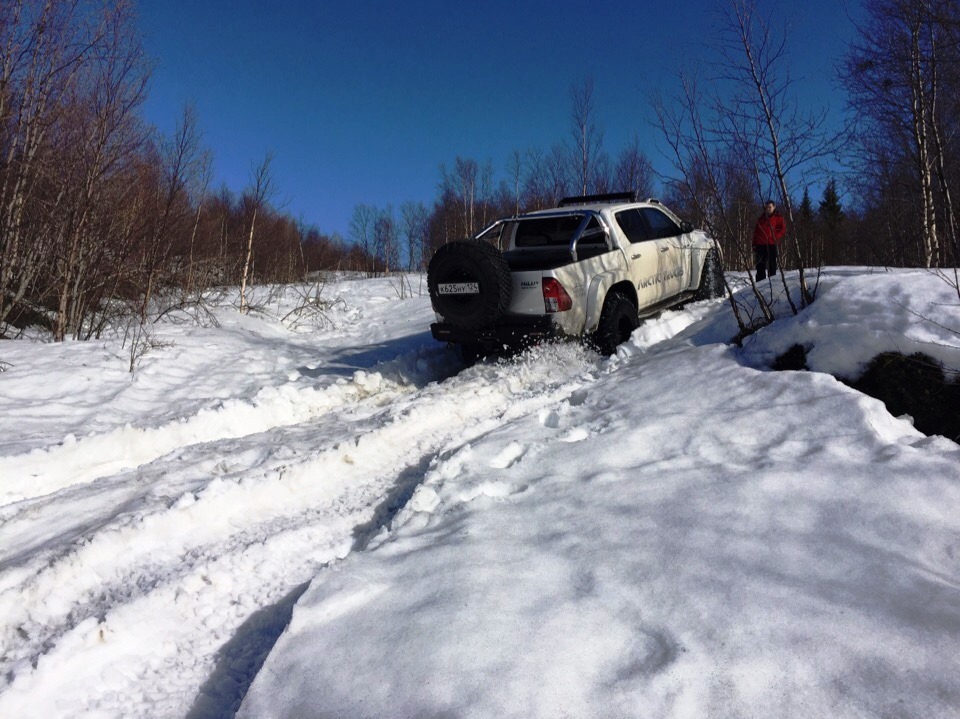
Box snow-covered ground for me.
[1,269,958,718]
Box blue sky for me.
[137,0,861,237]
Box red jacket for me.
[753,211,786,246]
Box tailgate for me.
[507,270,549,316]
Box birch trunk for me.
[910,20,939,268]
[927,31,958,267]
[239,206,258,314]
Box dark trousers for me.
[754,245,778,281]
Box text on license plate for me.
[438,282,479,295]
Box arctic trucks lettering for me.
[426,192,725,362]
[639,267,685,289]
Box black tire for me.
[427,240,512,329]
[591,292,639,356]
[694,248,725,301]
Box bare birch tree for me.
[652,0,842,342]
[349,203,377,273]
[400,200,429,270]
[843,0,960,268]
[0,0,132,334]
[374,205,399,273]
[239,152,274,313]
[716,0,842,307]
[523,147,549,210]
[653,71,771,335]
[52,0,148,340]
[454,157,478,236]
[546,143,570,206]
[506,150,522,214]
[137,104,205,321]
[570,77,604,196]
[614,136,655,197]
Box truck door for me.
[614,208,667,307]
[638,208,686,298]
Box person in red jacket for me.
[752,200,786,282]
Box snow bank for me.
[239,270,960,719]
[0,269,958,718]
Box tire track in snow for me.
[0,347,458,507]
[0,343,602,718]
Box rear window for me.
[512,215,604,248]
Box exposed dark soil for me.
[771,346,959,443]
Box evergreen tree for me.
[796,187,819,267]
[800,187,815,223]
[819,179,846,264]
[819,179,844,225]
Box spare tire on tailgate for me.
[427,240,512,329]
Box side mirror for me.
[680,220,694,233]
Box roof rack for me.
[557,191,638,207]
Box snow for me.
[1,269,959,718]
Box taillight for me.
[542,277,573,313]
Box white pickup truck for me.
[427,192,723,361]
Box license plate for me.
[438,282,479,295]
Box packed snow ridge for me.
[1,270,958,719]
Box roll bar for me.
[473,210,613,263]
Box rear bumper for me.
[431,317,557,351]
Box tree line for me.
[349,78,658,276]
[353,0,960,294]
[0,0,376,341]
[655,0,960,279]
[2,0,958,342]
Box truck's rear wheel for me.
[592,293,638,355]
[427,240,512,329]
